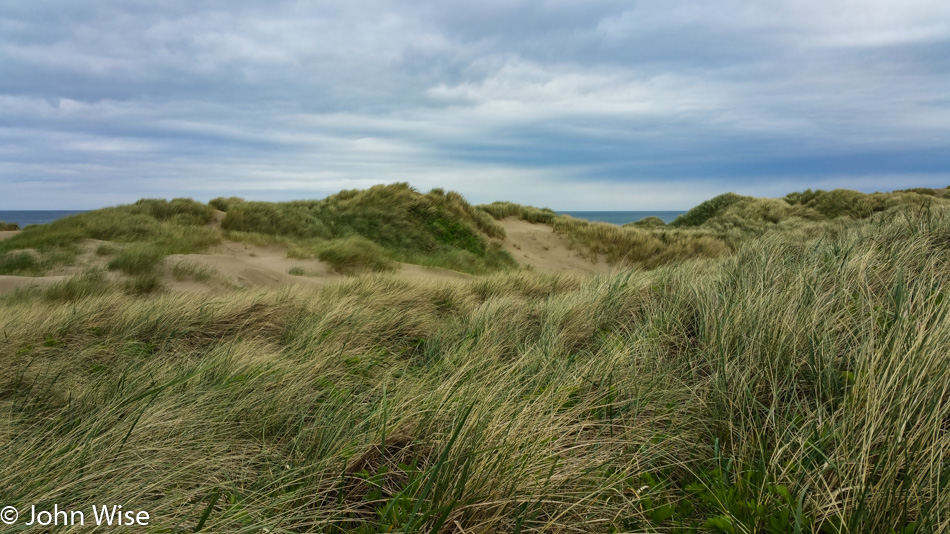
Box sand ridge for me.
[498,217,612,274]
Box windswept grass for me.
[0,221,19,231]
[107,244,166,275]
[313,236,396,274]
[0,198,220,275]
[479,202,732,268]
[223,184,515,274]
[171,261,217,282]
[0,204,946,532]
[484,188,950,271]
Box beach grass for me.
[0,199,946,532]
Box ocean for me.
[0,210,688,228]
[0,211,88,226]
[558,211,686,225]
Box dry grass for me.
[0,204,947,532]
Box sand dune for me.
[0,218,611,295]
[498,217,611,274]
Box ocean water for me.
[0,210,87,226]
[558,211,686,225]
[0,209,687,228]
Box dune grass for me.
[0,186,516,277]
[0,198,220,276]
[0,221,19,231]
[0,203,947,532]
[482,188,950,272]
[221,184,514,274]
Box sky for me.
[1,1,949,210]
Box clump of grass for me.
[122,272,165,295]
[95,243,119,256]
[208,196,245,212]
[626,215,666,228]
[895,187,936,196]
[315,236,396,274]
[288,266,306,276]
[478,201,558,224]
[670,192,749,227]
[0,221,19,231]
[0,251,43,275]
[43,269,112,301]
[107,245,165,275]
[171,261,217,282]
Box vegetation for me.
[481,188,949,270]
[0,221,19,231]
[0,185,515,277]
[171,261,217,282]
[625,216,666,228]
[0,198,220,276]
[221,184,513,274]
[0,198,947,532]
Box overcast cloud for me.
[1,0,948,209]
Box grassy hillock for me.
[484,187,948,268]
[216,183,513,274]
[0,184,516,279]
[0,197,947,532]
[0,199,220,280]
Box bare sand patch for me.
[0,274,66,294]
[166,241,340,290]
[499,217,612,274]
[207,209,226,228]
[0,231,19,241]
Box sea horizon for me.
[1,209,687,227]
[0,210,89,226]
[558,210,686,225]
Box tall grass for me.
[223,184,515,274]
[0,205,946,532]
[0,198,220,276]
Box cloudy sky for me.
[2,1,949,209]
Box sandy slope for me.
[167,241,340,290]
[166,241,472,291]
[0,274,66,294]
[498,217,611,274]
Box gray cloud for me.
[1,0,948,209]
